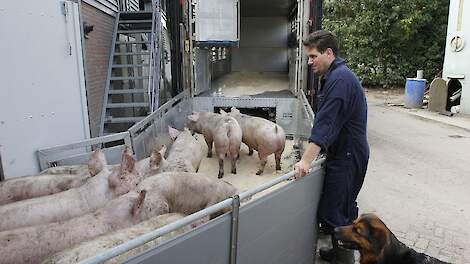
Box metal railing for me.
[77,157,325,264]
[300,89,315,124]
[128,90,187,136]
[118,0,139,12]
[146,0,163,112]
[37,132,132,170]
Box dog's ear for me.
[369,222,389,254]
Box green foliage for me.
[323,0,449,87]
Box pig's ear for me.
[88,149,107,176]
[150,146,166,171]
[188,112,199,122]
[231,107,240,114]
[159,145,167,156]
[120,147,135,173]
[132,190,147,217]
[168,126,181,140]
[123,146,133,157]
[108,171,121,188]
[220,109,228,115]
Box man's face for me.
[306,47,334,75]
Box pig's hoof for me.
[231,169,237,174]
[276,166,281,171]
[218,173,224,179]
[207,153,212,158]
[256,171,262,175]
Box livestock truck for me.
[2,0,325,263]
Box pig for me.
[213,116,242,178]
[0,151,111,206]
[187,112,242,178]
[186,111,223,158]
[10,172,237,264]
[0,147,166,231]
[0,174,88,206]
[163,126,206,172]
[225,107,286,175]
[39,164,88,175]
[0,190,149,264]
[137,171,238,220]
[42,213,190,264]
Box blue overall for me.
[309,58,370,234]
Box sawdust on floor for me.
[211,71,289,97]
[194,134,298,202]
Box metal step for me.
[114,52,150,56]
[119,20,152,24]
[108,89,146,94]
[105,116,146,124]
[110,76,149,81]
[112,64,150,68]
[106,102,148,108]
[117,29,152,34]
[119,12,152,21]
[118,24,152,31]
[115,41,151,45]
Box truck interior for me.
[194,0,299,98]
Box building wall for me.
[81,2,116,137]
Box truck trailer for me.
[2,0,325,263]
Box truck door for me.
[294,0,310,95]
[189,0,240,96]
[0,1,90,178]
[193,0,240,44]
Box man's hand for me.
[293,142,322,180]
[294,159,311,179]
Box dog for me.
[334,214,451,264]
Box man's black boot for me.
[319,246,336,261]
[319,235,354,264]
[334,247,354,264]
[319,234,338,262]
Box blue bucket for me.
[404,78,426,108]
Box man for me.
[294,30,369,263]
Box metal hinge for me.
[61,1,68,21]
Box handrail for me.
[300,89,314,124]
[77,157,325,264]
[147,1,157,112]
[128,90,186,135]
[153,1,163,111]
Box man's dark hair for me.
[303,30,339,55]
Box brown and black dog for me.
[334,214,451,264]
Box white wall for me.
[0,0,90,178]
[232,17,288,72]
[442,0,470,114]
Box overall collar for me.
[320,57,345,90]
[323,57,345,81]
